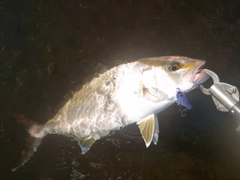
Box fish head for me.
[117,56,209,121]
[171,56,209,91]
[137,56,209,100]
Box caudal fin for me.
[10,113,43,171]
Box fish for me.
[11,56,209,171]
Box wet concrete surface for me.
[1,0,240,179]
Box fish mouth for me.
[192,65,209,88]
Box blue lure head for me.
[176,88,192,110]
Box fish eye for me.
[167,62,180,71]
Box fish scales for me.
[33,66,124,141]
[11,56,209,171]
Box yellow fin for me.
[138,115,155,147]
[73,136,95,154]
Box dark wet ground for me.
[1,0,240,179]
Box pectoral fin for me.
[137,81,167,102]
[138,114,156,147]
[152,114,159,145]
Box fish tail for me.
[10,113,45,171]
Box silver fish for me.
[12,56,209,171]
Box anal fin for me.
[75,136,95,154]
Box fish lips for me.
[192,69,210,89]
[184,60,209,89]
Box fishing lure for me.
[176,88,192,117]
